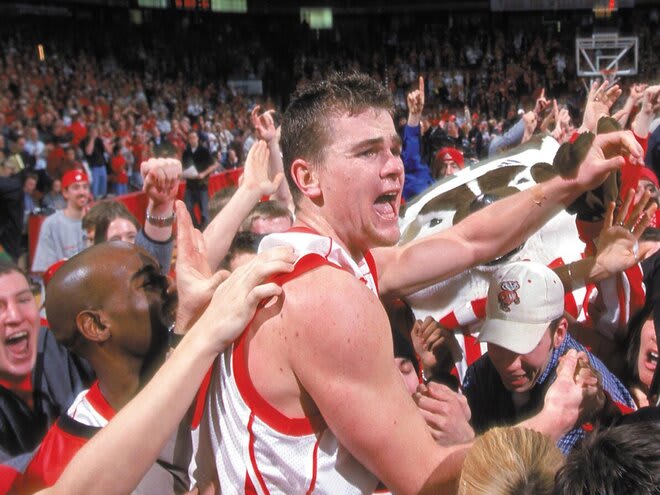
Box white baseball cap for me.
[478,261,565,355]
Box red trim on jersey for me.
[40,317,49,327]
[247,413,271,494]
[191,366,214,429]
[270,254,341,287]
[0,465,20,495]
[244,473,258,494]
[305,436,321,495]
[83,382,116,421]
[363,250,379,293]
[233,330,315,436]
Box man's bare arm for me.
[284,267,467,495]
[375,130,645,298]
[202,140,283,271]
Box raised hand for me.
[534,88,551,116]
[630,83,649,105]
[406,76,425,126]
[413,382,474,446]
[581,80,623,133]
[574,130,645,192]
[174,200,228,332]
[542,350,606,432]
[593,189,656,277]
[640,85,660,115]
[251,105,278,143]
[194,245,296,352]
[239,139,283,197]
[141,157,181,208]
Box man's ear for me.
[76,310,111,343]
[552,317,568,349]
[290,158,322,200]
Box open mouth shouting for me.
[374,191,400,220]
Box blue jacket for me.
[401,125,434,201]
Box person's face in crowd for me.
[65,148,76,161]
[106,217,138,244]
[228,149,237,162]
[0,270,40,382]
[23,177,37,194]
[637,316,658,390]
[63,181,90,210]
[189,132,199,148]
[635,179,658,206]
[488,324,565,393]
[105,249,175,359]
[52,179,62,194]
[395,357,419,395]
[251,215,292,235]
[443,159,461,177]
[312,109,404,255]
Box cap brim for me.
[478,318,549,355]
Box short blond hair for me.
[458,427,564,495]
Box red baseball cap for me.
[435,147,465,168]
[62,170,89,189]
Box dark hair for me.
[83,200,140,244]
[223,231,264,270]
[280,72,393,204]
[0,259,26,279]
[385,300,420,375]
[624,304,654,389]
[554,422,660,495]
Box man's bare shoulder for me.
[270,262,391,361]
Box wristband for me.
[146,210,175,227]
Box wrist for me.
[147,199,175,217]
[146,208,175,228]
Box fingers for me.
[594,130,644,166]
[615,188,635,225]
[556,348,579,380]
[175,200,196,254]
[604,200,616,228]
[633,201,658,239]
[419,76,425,100]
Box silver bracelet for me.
[146,210,175,227]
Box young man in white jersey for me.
[196,73,646,494]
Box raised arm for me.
[631,84,660,139]
[554,188,656,291]
[579,80,622,134]
[374,130,646,298]
[613,83,647,129]
[251,105,294,210]
[36,204,295,495]
[202,140,283,271]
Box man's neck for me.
[294,209,364,262]
[64,205,85,220]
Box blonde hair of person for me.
[458,426,564,495]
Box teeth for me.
[6,331,28,344]
[650,352,659,363]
